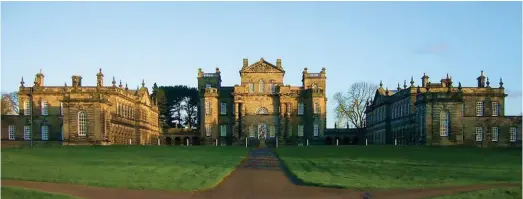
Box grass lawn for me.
[1,186,80,199]
[430,187,522,199]
[275,146,522,190]
[2,146,248,191]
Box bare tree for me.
[1,92,19,115]
[333,82,378,129]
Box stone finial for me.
[321,67,326,73]
[119,80,123,88]
[481,70,484,76]
[403,80,407,89]
[112,76,116,86]
[64,82,67,87]
[276,59,282,68]
[20,76,25,87]
[486,77,490,87]
[397,83,401,91]
[416,85,421,93]
[379,80,383,88]
[135,86,139,95]
[243,59,248,68]
[142,79,145,87]
[125,83,128,90]
[334,122,337,129]
[499,77,504,88]
[385,87,389,95]
[458,82,462,90]
[304,67,308,72]
[410,76,415,87]
[446,73,449,79]
[260,57,264,62]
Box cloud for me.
[415,44,449,55]
[507,89,522,98]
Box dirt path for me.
[2,148,520,199]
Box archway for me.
[174,137,181,145]
[165,137,172,145]
[352,136,360,145]
[343,136,351,145]
[183,137,191,146]
[325,137,333,145]
[192,137,200,145]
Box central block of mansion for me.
[198,58,327,146]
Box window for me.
[492,102,499,116]
[476,102,483,116]
[78,111,88,136]
[8,125,15,140]
[220,102,227,115]
[249,83,254,93]
[249,125,255,137]
[60,102,64,115]
[314,102,320,114]
[298,103,304,115]
[24,125,31,140]
[41,101,48,116]
[41,125,49,141]
[220,125,227,137]
[298,125,304,137]
[313,124,319,137]
[205,125,211,137]
[205,84,211,88]
[270,126,276,137]
[259,80,265,93]
[205,102,211,115]
[461,104,465,117]
[439,111,449,136]
[510,127,517,142]
[491,127,499,142]
[475,127,483,141]
[270,81,276,94]
[24,100,31,116]
[311,83,318,89]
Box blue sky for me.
[2,2,522,127]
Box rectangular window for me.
[205,102,211,115]
[220,102,227,115]
[24,100,31,116]
[60,102,64,115]
[314,102,320,114]
[491,127,499,142]
[249,83,254,93]
[510,127,517,142]
[298,125,304,137]
[41,101,48,116]
[249,126,255,137]
[475,127,483,141]
[8,125,15,140]
[313,124,319,137]
[298,103,304,115]
[220,125,227,137]
[41,125,49,141]
[270,83,276,94]
[476,102,483,116]
[439,111,449,137]
[492,102,499,116]
[205,125,211,137]
[24,125,31,140]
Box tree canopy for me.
[152,85,198,129]
[1,92,18,115]
[333,82,378,129]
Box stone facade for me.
[197,58,327,146]
[1,69,161,147]
[365,71,522,147]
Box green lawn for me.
[1,186,80,199]
[430,187,522,199]
[275,146,522,189]
[2,146,248,191]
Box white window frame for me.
[439,111,449,136]
[297,125,304,137]
[314,102,320,114]
[259,80,265,93]
[492,102,499,116]
[205,125,211,137]
[475,127,483,141]
[41,101,48,116]
[24,100,31,116]
[8,125,16,140]
[24,125,31,140]
[510,127,517,142]
[249,83,254,93]
[491,127,498,142]
[220,102,227,115]
[476,102,484,116]
[41,125,49,141]
[298,103,304,115]
[78,111,88,137]
[313,124,319,137]
[205,102,211,115]
[220,125,227,137]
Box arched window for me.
[439,110,449,136]
[259,80,265,93]
[249,83,254,93]
[270,81,276,93]
[256,107,269,115]
[312,83,318,89]
[78,111,88,136]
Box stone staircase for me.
[240,148,282,170]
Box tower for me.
[197,68,222,144]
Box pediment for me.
[241,58,285,73]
